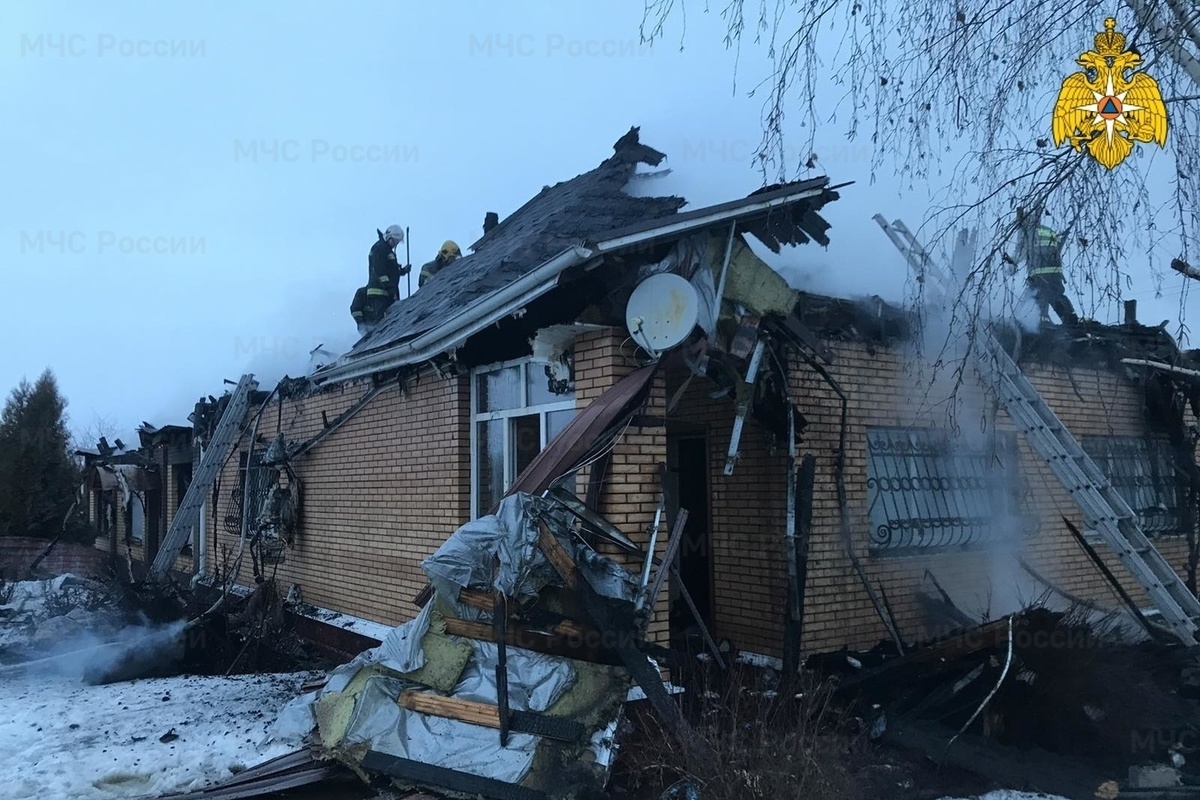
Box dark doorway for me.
[668,436,712,636]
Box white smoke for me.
[6,617,189,684]
[900,228,1043,621]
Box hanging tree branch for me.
[641,0,1200,410]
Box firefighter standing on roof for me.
[1014,208,1079,326]
[351,224,409,334]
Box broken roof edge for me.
[594,177,838,252]
[791,292,1196,378]
[315,184,849,387]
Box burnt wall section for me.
[668,337,1192,658]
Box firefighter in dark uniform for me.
[351,224,409,334]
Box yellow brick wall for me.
[204,370,471,626]
[574,328,671,645]
[195,337,670,639]
[668,339,1194,658]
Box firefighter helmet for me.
[383,224,404,245]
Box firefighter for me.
[363,224,410,329]
[1014,208,1079,326]
[418,240,462,288]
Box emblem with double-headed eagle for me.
[1051,17,1168,169]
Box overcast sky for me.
[3,1,1196,443]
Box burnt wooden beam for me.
[1063,516,1164,642]
[880,721,1103,800]
[777,315,834,364]
[784,453,816,677]
[644,510,689,620]
[494,585,510,747]
[836,617,1014,692]
[413,584,434,609]
[668,562,726,669]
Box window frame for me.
[469,356,576,519]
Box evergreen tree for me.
[0,370,87,540]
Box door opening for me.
[668,435,713,644]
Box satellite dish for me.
[625,273,699,355]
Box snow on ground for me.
[0,670,320,800]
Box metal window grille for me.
[866,426,1028,554]
[223,449,271,535]
[1081,436,1182,536]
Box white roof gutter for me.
[313,246,595,385]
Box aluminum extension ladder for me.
[149,374,259,580]
[874,215,1200,646]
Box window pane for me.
[526,363,561,407]
[477,366,522,412]
[546,409,575,443]
[477,420,505,514]
[512,414,541,478]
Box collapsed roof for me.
[313,127,844,385]
[348,129,686,359]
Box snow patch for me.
[0,671,319,799]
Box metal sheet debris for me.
[268,492,675,799]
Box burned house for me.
[116,128,1200,676]
[81,423,208,579]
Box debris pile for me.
[813,602,1200,797]
[267,492,687,799]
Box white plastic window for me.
[470,358,575,519]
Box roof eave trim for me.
[312,246,596,386]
